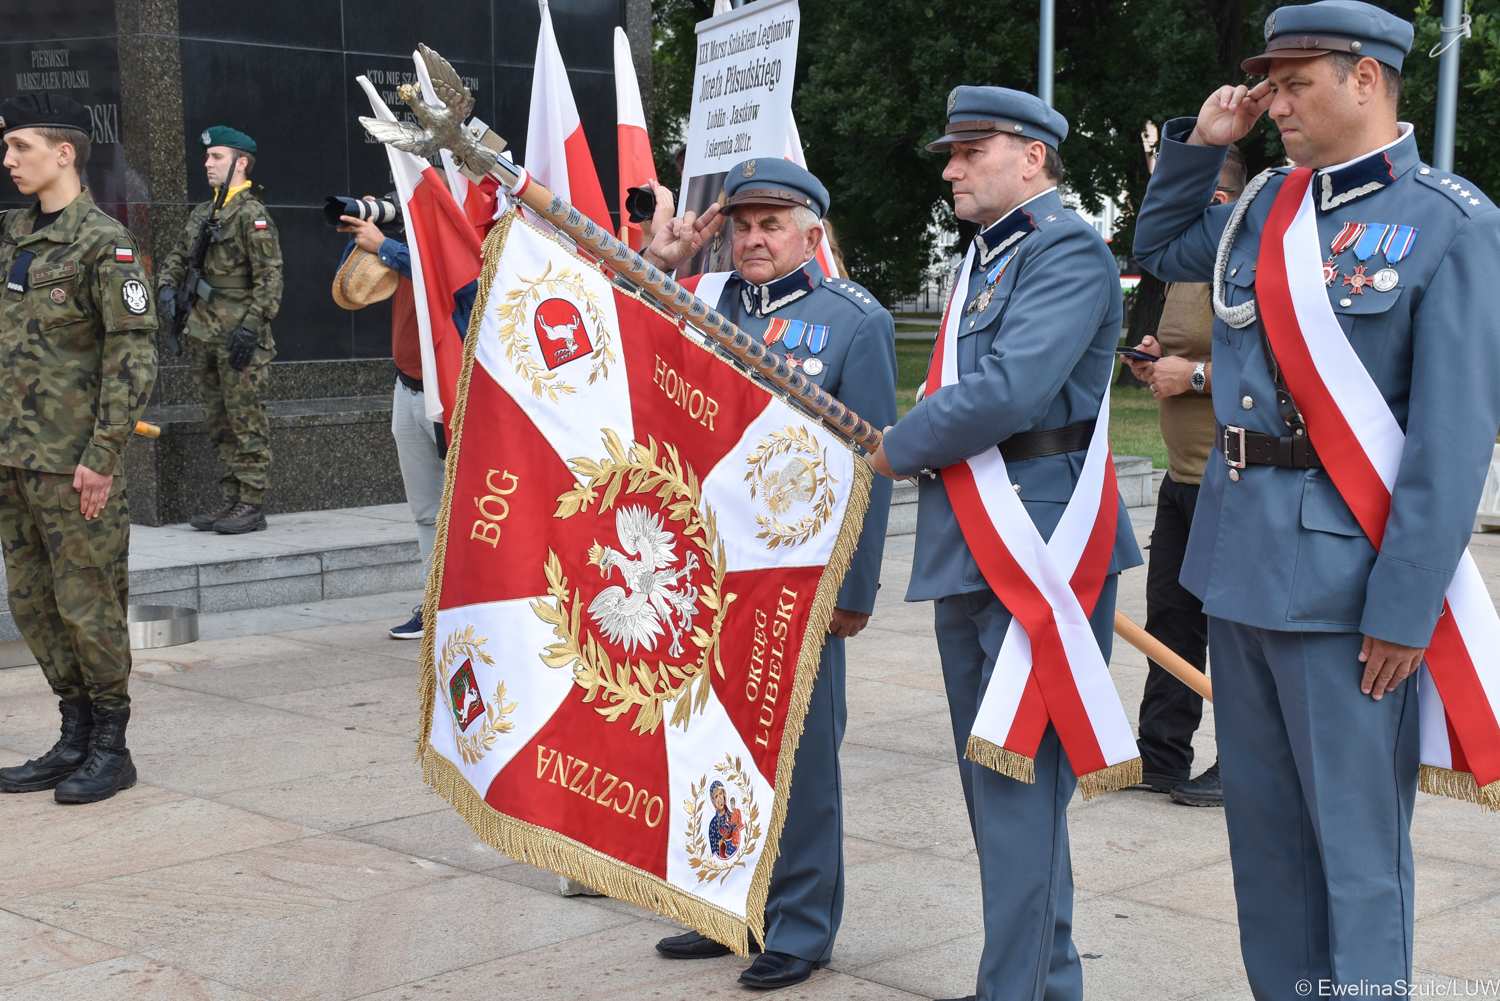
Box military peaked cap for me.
[1243,1,1414,75]
[724,158,830,218]
[0,92,92,136]
[200,125,257,153]
[928,86,1069,152]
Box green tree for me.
[1404,0,1500,193]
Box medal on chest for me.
[1327,221,1418,292]
[965,247,1020,316]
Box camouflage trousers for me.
[189,334,274,504]
[0,464,132,709]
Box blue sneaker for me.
[389,607,423,640]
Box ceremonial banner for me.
[613,26,657,249]
[417,210,872,950]
[676,0,800,277]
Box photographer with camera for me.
[157,126,282,535]
[333,195,474,640]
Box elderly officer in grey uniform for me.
[868,88,1142,1001]
[1134,2,1500,994]
[639,158,897,990]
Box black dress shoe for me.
[190,499,237,531]
[1132,771,1183,794]
[655,930,760,959]
[0,700,92,792]
[1170,761,1223,807]
[738,951,823,989]
[54,705,137,804]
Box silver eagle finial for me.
[359,44,507,182]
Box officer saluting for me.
[640,159,898,990]
[868,88,1142,1001]
[1134,2,1500,994]
[0,93,158,804]
[158,126,283,534]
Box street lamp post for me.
[1432,0,1465,172]
[1039,0,1055,107]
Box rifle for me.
[163,181,231,355]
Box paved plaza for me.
[4,511,1500,1000]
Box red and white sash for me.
[1258,168,1500,809]
[929,243,1141,796]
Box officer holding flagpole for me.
[867,87,1142,1001]
[1134,2,1500,994]
[639,158,897,991]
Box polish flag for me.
[613,27,656,249]
[357,67,483,428]
[785,114,838,279]
[441,141,505,240]
[527,0,612,233]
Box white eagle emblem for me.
[587,505,700,658]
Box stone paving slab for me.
[2,512,1500,999]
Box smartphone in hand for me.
[1115,345,1159,363]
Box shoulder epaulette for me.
[1414,166,1495,218]
[820,275,881,314]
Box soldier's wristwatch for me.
[1191,362,1207,393]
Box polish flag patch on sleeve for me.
[114,247,134,263]
[253,219,268,230]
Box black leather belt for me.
[999,421,1095,462]
[1217,423,1322,469]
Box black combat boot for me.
[0,699,93,792]
[1170,760,1223,807]
[54,705,137,804]
[213,502,267,534]
[191,499,238,531]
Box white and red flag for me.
[613,26,656,249]
[356,68,483,427]
[1257,167,1500,809]
[527,0,613,234]
[417,210,872,950]
[927,242,1141,796]
[784,114,838,278]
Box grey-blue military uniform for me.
[710,255,896,965]
[1133,3,1500,995]
[882,87,1142,1001]
[656,158,897,977]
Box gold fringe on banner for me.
[1419,764,1500,813]
[1075,757,1143,800]
[414,210,877,956]
[965,734,1036,784]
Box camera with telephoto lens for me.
[324,194,400,228]
[624,184,656,224]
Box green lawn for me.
[892,346,1167,468]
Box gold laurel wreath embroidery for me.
[438,626,517,765]
[744,425,839,550]
[530,430,737,734]
[493,261,617,402]
[683,754,763,885]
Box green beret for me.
[200,125,256,153]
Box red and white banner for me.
[784,114,838,279]
[927,243,1140,795]
[357,70,483,427]
[1258,168,1500,808]
[418,211,872,950]
[613,27,656,250]
[528,0,612,234]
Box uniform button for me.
[1230,267,1238,276]
[1420,167,1431,175]
[1339,297,1352,307]
[1241,396,1254,410]
[1012,482,1022,493]
[1228,468,1241,482]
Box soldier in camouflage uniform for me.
[157,125,282,534]
[0,93,158,804]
